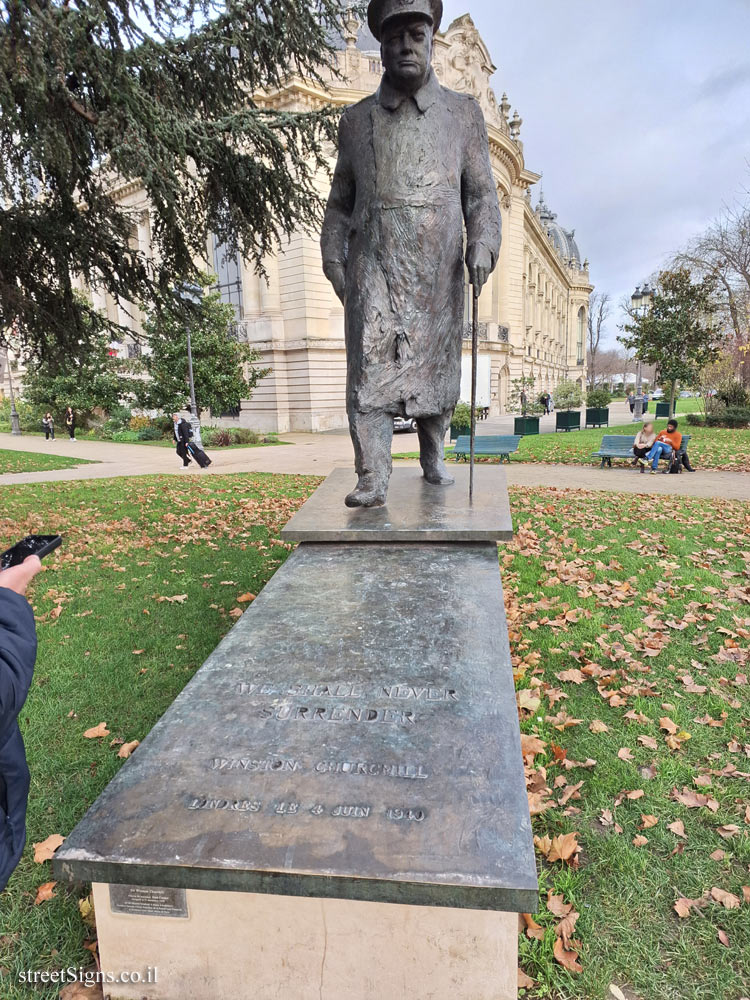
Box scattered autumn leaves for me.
[509,489,750,991]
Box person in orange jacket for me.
[646,418,682,473]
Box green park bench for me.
[592,434,690,469]
[454,435,521,464]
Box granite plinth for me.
[92,885,518,1000]
[55,541,536,912]
[280,466,513,542]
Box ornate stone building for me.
[106,13,592,430]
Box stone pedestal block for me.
[92,884,518,1000]
[56,470,536,999]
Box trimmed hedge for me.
[687,408,750,429]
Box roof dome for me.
[536,194,581,265]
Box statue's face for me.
[381,16,433,90]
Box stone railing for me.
[462,323,510,343]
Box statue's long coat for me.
[321,70,502,418]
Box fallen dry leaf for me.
[518,968,535,990]
[716,824,741,840]
[236,592,256,603]
[718,929,730,947]
[521,912,545,940]
[546,831,581,864]
[83,722,110,739]
[78,893,96,928]
[556,909,580,948]
[520,734,547,757]
[589,719,609,733]
[632,834,649,847]
[711,887,741,909]
[60,982,104,1000]
[660,717,678,734]
[557,668,586,685]
[546,891,573,918]
[640,815,659,829]
[517,689,541,714]
[34,881,57,904]
[32,834,65,863]
[553,935,583,974]
[117,740,140,759]
[668,819,687,839]
[617,747,634,761]
[710,849,726,861]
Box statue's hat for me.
[367,0,443,42]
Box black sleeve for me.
[0,589,37,734]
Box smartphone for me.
[1,534,63,570]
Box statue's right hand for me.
[323,261,347,304]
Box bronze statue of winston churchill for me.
[321,0,502,507]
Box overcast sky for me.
[441,0,750,345]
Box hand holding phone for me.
[1,534,63,570]
[0,555,43,597]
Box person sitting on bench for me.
[645,419,682,474]
[633,422,656,467]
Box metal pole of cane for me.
[469,283,479,500]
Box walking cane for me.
[469,281,479,500]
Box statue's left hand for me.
[466,244,493,292]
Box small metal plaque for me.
[109,884,188,918]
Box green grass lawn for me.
[0,475,748,999]
[510,488,750,999]
[510,420,749,472]
[0,449,95,475]
[393,420,749,472]
[653,396,699,415]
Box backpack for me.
[668,452,682,474]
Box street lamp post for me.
[5,352,22,436]
[630,283,653,422]
[174,282,203,447]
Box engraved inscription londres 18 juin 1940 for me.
[182,677,461,832]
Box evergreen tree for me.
[619,268,719,413]
[22,295,126,421]
[0,0,360,357]
[135,284,269,416]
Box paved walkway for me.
[1,430,748,501]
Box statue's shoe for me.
[345,481,387,508]
[423,463,455,486]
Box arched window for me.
[577,307,585,365]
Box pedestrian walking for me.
[65,407,76,440]
[627,391,635,415]
[172,412,192,469]
[548,392,554,413]
[539,391,550,414]
[41,413,55,440]
[642,392,649,414]
[0,554,41,891]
